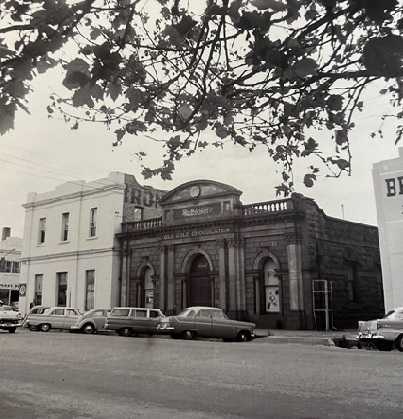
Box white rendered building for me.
[0,227,22,306]
[373,148,403,311]
[19,172,165,315]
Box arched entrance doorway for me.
[135,266,155,308]
[188,254,212,307]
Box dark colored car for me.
[158,306,255,342]
[70,309,110,334]
[105,307,165,336]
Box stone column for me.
[159,245,166,311]
[217,239,226,311]
[287,243,304,310]
[166,245,175,314]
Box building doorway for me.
[188,254,212,307]
[312,279,334,330]
[136,266,154,308]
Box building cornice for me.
[23,184,125,209]
[21,247,120,263]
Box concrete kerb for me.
[253,329,358,348]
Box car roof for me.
[185,307,222,310]
[111,307,161,310]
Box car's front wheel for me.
[395,334,403,352]
[40,323,51,332]
[8,327,16,333]
[82,323,95,334]
[236,330,251,342]
[181,330,195,340]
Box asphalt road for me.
[0,330,402,419]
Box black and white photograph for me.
[1,1,403,418]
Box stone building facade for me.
[118,180,384,330]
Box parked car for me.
[21,305,49,328]
[158,306,256,342]
[25,307,81,332]
[105,307,164,336]
[358,307,403,351]
[0,304,23,333]
[70,309,110,334]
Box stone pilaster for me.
[217,239,226,311]
[159,245,166,311]
[166,245,175,314]
[287,243,304,310]
[120,244,129,306]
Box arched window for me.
[143,267,154,308]
[263,259,281,313]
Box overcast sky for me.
[0,64,400,238]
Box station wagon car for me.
[105,307,164,336]
[158,306,255,342]
[70,309,110,334]
[25,307,81,332]
[358,307,403,351]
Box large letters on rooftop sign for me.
[125,186,164,208]
[385,177,403,197]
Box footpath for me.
[254,328,358,348]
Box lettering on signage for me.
[162,226,231,240]
[125,186,164,208]
[173,202,221,220]
[0,283,19,289]
[385,177,403,197]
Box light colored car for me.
[70,309,110,334]
[105,307,164,336]
[158,306,256,342]
[0,305,23,333]
[25,307,81,332]
[358,307,403,351]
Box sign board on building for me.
[173,202,221,220]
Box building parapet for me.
[122,198,294,234]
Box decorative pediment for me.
[159,180,242,206]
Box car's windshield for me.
[178,308,195,318]
[383,310,395,319]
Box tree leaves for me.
[1,0,402,195]
[251,0,287,12]
[291,58,318,78]
[362,35,403,76]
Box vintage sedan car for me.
[158,306,255,342]
[105,307,165,336]
[0,304,23,333]
[25,307,81,332]
[358,307,403,351]
[70,309,110,334]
